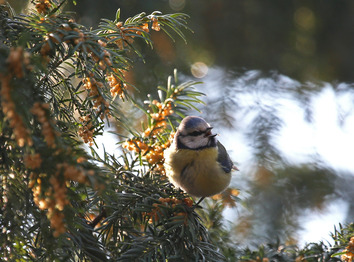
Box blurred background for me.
[9,0,354,246]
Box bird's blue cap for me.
[179,116,210,131]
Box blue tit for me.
[164,116,237,198]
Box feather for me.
[217,141,235,173]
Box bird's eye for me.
[189,130,204,136]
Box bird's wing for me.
[217,141,235,173]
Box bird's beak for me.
[205,127,212,137]
[205,127,217,138]
[232,165,239,171]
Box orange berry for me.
[151,19,160,31]
[183,198,194,207]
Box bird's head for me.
[175,116,217,149]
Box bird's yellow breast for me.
[164,146,231,197]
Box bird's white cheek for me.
[188,137,209,148]
[184,138,196,148]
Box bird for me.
[164,116,237,204]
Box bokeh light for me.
[294,7,316,31]
[191,62,208,78]
[169,0,185,11]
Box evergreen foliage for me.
[0,1,353,261]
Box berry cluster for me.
[31,102,59,148]
[144,100,174,137]
[151,18,161,32]
[144,197,193,225]
[89,44,112,71]
[29,161,87,237]
[83,77,110,114]
[0,76,32,147]
[78,115,94,146]
[0,47,33,147]
[342,237,354,262]
[57,162,86,184]
[30,174,67,237]
[110,21,150,50]
[123,99,175,172]
[106,68,126,99]
[122,139,171,173]
[6,47,31,78]
[35,0,51,14]
[40,21,85,58]
[24,153,42,169]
